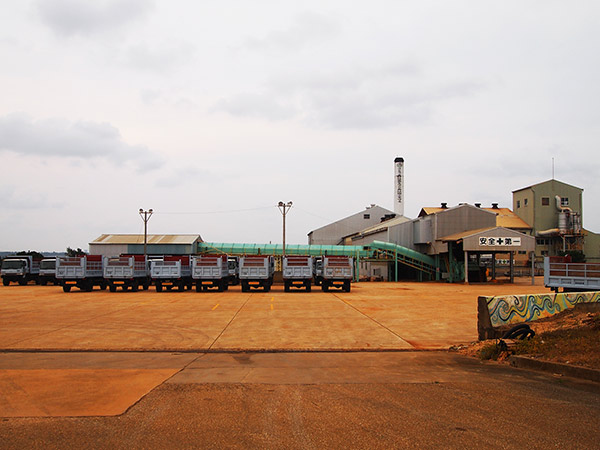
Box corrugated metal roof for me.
[418,206,531,229]
[90,234,201,245]
[357,215,411,234]
[439,227,497,242]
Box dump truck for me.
[239,255,274,292]
[38,257,58,285]
[192,255,230,291]
[56,255,106,292]
[544,256,600,292]
[283,255,313,292]
[1,255,41,286]
[151,255,192,292]
[321,255,353,292]
[104,255,150,292]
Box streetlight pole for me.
[139,208,153,258]
[277,201,293,257]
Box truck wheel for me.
[3,279,10,286]
[84,283,93,292]
[195,283,202,292]
[62,285,71,293]
[241,282,249,293]
[306,283,311,292]
[178,283,185,292]
[156,283,163,292]
[264,284,271,292]
[284,281,290,292]
[18,279,27,286]
[131,284,138,292]
[109,285,117,292]
[41,280,47,286]
[217,281,224,292]
[343,281,351,292]
[322,283,329,292]
[100,283,107,290]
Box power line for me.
[154,206,277,215]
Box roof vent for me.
[441,202,448,209]
[491,203,499,209]
[475,203,481,208]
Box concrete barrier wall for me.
[477,291,600,340]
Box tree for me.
[16,250,44,259]
[66,247,87,257]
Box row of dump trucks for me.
[1,254,354,293]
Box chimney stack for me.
[491,203,499,209]
[441,202,448,209]
[394,157,404,216]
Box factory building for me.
[89,234,202,257]
[513,179,600,262]
[307,204,394,245]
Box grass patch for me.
[478,342,505,360]
[513,322,600,369]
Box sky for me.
[1,1,599,252]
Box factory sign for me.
[478,237,521,247]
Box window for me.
[363,214,370,219]
[561,197,569,207]
[541,197,550,206]
[536,238,549,246]
[516,200,521,208]
[524,198,528,206]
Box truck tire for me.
[322,282,329,292]
[343,280,351,292]
[84,283,93,292]
[3,279,9,286]
[156,283,163,292]
[109,285,117,292]
[284,281,290,292]
[62,285,71,293]
[306,282,311,292]
[100,282,107,290]
[241,282,249,293]
[217,281,224,292]
[131,283,138,292]
[178,283,185,292]
[18,279,27,286]
[196,283,202,292]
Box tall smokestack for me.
[394,157,404,216]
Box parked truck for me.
[151,255,192,292]
[321,255,353,292]
[38,257,58,285]
[56,255,106,292]
[192,255,230,291]
[283,255,313,292]
[239,255,274,292]
[544,256,600,292]
[104,255,150,292]
[1,255,41,286]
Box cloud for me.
[0,113,164,171]
[245,12,340,52]
[124,42,196,72]
[35,0,153,36]
[211,64,484,129]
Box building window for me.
[524,198,528,206]
[516,200,521,208]
[536,238,549,246]
[363,214,370,219]
[561,197,569,207]
[541,197,550,206]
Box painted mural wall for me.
[485,291,600,328]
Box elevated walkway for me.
[198,242,370,257]
[368,241,437,276]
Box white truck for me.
[151,255,192,292]
[283,255,313,292]
[104,255,150,292]
[39,257,58,286]
[228,256,240,285]
[321,255,353,292]
[544,256,600,292]
[239,255,274,292]
[1,255,41,286]
[56,255,106,292]
[192,255,230,292]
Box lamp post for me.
[139,208,153,258]
[277,201,293,257]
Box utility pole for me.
[278,201,293,257]
[139,208,153,258]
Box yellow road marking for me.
[212,303,220,310]
[271,297,274,302]
[270,304,274,310]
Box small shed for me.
[441,226,535,283]
[89,234,202,257]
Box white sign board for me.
[478,237,521,247]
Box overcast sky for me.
[1,1,599,251]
